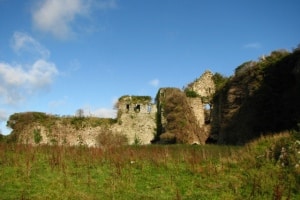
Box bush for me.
[277,127,300,168]
[96,129,128,150]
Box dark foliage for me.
[212,50,300,144]
[212,72,228,91]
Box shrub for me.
[96,129,128,150]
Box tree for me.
[294,43,300,52]
[76,109,84,118]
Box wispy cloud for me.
[81,97,118,118]
[11,32,50,58]
[149,79,160,87]
[0,32,58,105]
[81,105,116,118]
[32,0,117,39]
[243,42,262,49]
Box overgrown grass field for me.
[0,133,299,199]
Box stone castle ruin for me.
[112,95,157,144]
[186,70,216,124]
[115,70,216,145]
[153,70,215,144]
[12,71,216,146]
[187,70,216,98]
[117,95,156,114]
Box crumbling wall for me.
[10,71,217,146]
[187,70,215,99]
[185,70,216,143]
[154,88,207,144]
[113,95,157,144]
[187,97,205,128]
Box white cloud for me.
[80,106,116,118]
[244,42,262,49]
[90,108,117,118]
[0,32,58,105]
[82,96,118,118]
[28,59,58,88]
[0,60,58,105]
[149,79,160,87]
[11,32,50,58]
[32,0,117,39]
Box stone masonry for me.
[14,71,215,146]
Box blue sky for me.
[0,0,299,134]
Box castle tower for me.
[113,95,157,144]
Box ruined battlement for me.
[117,95,157,114]
[186,70,215,100]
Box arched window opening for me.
[134,104,141,112]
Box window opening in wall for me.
[134,104,140,112]
[147,104,152,113]
[204,104,210,110]
[204,103,211,124]
[126,104,130,112]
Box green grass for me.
[0,133,299,199]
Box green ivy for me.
[33,129,42,144]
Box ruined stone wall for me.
[113,96,157,144]
[187,97,205,128]
[13,71,217,146]
[112,108,157,145]
[17,109,157,146]
[188,70,215,99]
[17,122,104,147]
[186,97,209,144]
[185,70,216,143]
[154,88,209,144]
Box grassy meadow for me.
[0,132,300,200]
